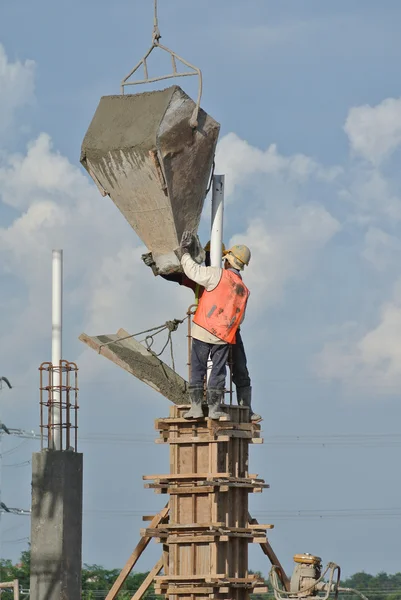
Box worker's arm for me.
[160,273,184,284]
[181,253,221,291]
[161,273,196,291]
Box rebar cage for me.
[39,360,79,451]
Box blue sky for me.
[1,0,401,580]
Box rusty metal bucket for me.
[80,85,220,273]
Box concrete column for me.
[30,450,83,600]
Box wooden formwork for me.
[143,405,270,600]
[106,405,290,600]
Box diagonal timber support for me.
[105,504,169,600]
[79,328,188,404]
[249,512,290,591]
[130,557,163,600]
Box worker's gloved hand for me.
[141,252,159,276]
[142,252,155,267]
[180,230,196,255]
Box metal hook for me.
[120,0,203,128]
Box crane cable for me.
[120,0,203,127]
[153,0,161,42]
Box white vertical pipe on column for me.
[52,249,63,451]
[207,175,225,384]
[210,174,225,268]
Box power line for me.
[81,507,401,521]
[4,460,31,468]
[3,536,29,545]
[2,429,401,448]
[1,506,399,521]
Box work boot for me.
[236,386,262,422]
[184,386,204,419]
[207,388,227,420]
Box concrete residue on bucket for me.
[81,85,220,274]
[79,330,189,405]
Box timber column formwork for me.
[142,404,271,600]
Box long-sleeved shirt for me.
[181,253,246,345]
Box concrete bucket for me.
[80,85,220,273]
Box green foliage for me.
[1,549,401,600]
[0,548,30,598]
[339,572,401,600]
[0,550,162,599]
[81,563,160,599]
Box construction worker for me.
[178,231,260,421]
[142,243,260,421]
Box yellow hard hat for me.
[225,244,251,271]
[204,240,226,255]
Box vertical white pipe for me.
[52,249,63,451]
[210,174,225,267]
[207,175,225,385]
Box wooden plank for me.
[105,504,169,600]
[130,557,163,600]
[143,472,230,480]
[0,581,19,599]
[144,474,265,483]
[142,522,225,535]
[79,330,189,405]
[165,535,217,543]
[168,486,215,494]
[145,481,268,492]
[155,586,214,595]
[155,574,265,584]
[155,417,250,425]
[155,574,226,581]
[156,435,253,444]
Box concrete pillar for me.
[30,450,83,600]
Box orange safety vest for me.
[193,270,249,344]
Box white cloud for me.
[315,283,401,389]
[339,166,401,223]
[0,134,86,210]
[362,227,401,271]
[229,205,340,311]
[215,132,341,198]
[0,44,35,137]
[344,97,401,165]
[213,133,341,312]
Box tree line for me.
[0,551,400,600]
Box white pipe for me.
[210,174,225,267]
[52,249,63,450]
[207,175,225,385]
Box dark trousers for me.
[190,331,251,390]
[232,330,251,389]
[190,338,229,389]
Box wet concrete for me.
[81,86,220,274]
